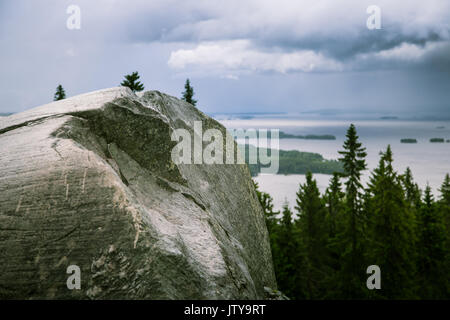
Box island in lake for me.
[430,138,445,143]
[380,116,399,120]
[401,138,418,143]
[279,131,336,140]
[241,144,343,177]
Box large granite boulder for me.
[0,87,276,299]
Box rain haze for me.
[0,0,449,118]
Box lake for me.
[219,118,450,210]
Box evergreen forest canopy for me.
[255,124,450,299]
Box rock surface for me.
[0,87,276,299]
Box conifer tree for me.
[182,79,197,106]
[336,124,367,298]
[417,186,448,298]
[54,84,66,101]
[438,174,450,296]
[438,174,450,244]
[254,181,278,234]
[439,174,450,210]
[276,203,304,299]
[120,71,144,92]
[295,172,329,299]
[400,167,422,209]
[324,172,344,239]
[365,146,417,298]
[323,172,345,291]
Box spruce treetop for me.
[54,84,66,101]
[338,124,367,182]
[182,78,197,106]
[121,71,144,93]
[439,173,450,204]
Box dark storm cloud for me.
[255,28,444,60]
[108,0,450,69]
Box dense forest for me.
[243,145,343,176]
[255,124,449,299]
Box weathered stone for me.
[0,87,276,299]
[264,286,290,300]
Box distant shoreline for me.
[401,138,417,143]
[279,131,336,140]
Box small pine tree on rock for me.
[54,85,66,101]
[182,79,197,106]
[121,71,144,93]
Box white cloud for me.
[373,42,445,61]
[161,0,450,75]
[168,40,343,74]
[155,0,450,47]
[353,40,450,71]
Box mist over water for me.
[220,118,450,210]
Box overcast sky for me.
[1,0,449,117]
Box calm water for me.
[220,118,450,210]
